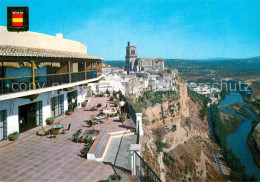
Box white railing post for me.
[136,113,143,136]
[130,144,141,175]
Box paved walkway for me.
[104,135,137,171]
[0,97,136,182]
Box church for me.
[125,42,164,74]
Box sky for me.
[0,0,260,60]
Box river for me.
[219,92,260,180]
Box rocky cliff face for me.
[141,78,224,182]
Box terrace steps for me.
[87,129,136,162]
[87,130,110,161]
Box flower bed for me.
[71,129,100,159]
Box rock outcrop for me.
[141,78,224,182]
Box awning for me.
[0,62,20,68]
[0,45,104,61]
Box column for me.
[84,61,87,80]
[136,113,143,136]
[130,144,141,175]
[68,61,71,83]
[95,62,98,78]
[30,61,35,89]
[100,62,103,75]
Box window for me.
[0,110,6,141]
[51,95,63,118]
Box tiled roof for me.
[0,45,104,61]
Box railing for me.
[134,151,162,182]
[0,71,99,95]
[119,94,137,123]
[128,104,137,124]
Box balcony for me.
[0,71,102,95]
[0,45,104,100]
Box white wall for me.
[0,90,65,135]
[0,26,87,54]
[0,85,92,137]
[77,86,88,107]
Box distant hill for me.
[195,57,237,61]
[104,57,260,70]
[248,56,260,59]
[104,60,125,68]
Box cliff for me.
[141,78,224,181]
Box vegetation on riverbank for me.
[210,104,256,181]
[248,116,260,169]
[227,103,253,119]
[219,110,244,134]
[245,99,260,115]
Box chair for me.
[67,124,71,131]
[61,124,71,134]
[89,120,98,126]
[90,114,95,121]
[52,129,59,135]
[42,126,50,135]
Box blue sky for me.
[0,0,260,60]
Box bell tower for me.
[125,41,137,74]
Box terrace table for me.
[94,116,105,123]
[103,110,110,114]
[51,124,64,135]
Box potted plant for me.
[115,111,120,117]
[109,96,114,101]
[46,117,54,125]
[80,145,91,159]
[119,114,126,123]
[8,131,20,141]
[81,101,87,107]
[106,90,110,97]
[84,136,94,145]
[108,173,122,182]
[72,129,82,143]
[65,109,73,115]
[114,101,119,107]
[97,103,102,108]
[99,110,104,116]
[79,136,84,143]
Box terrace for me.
[0,96,139,181]
[0,45,103,100]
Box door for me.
[87,86,92,97]
[51,95,63,118]
[0,110,4,140]
[67,90,78,110]
[19,102,40,133]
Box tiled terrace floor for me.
[0,97,136,182]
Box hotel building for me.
[0,26,103,140]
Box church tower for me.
[125,41,137,74]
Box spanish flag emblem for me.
[12,12,23,27]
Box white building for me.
[0,26,104,141]
[102,63,112,75]
[125,42,164,74]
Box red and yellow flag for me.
[12,12,23,27]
